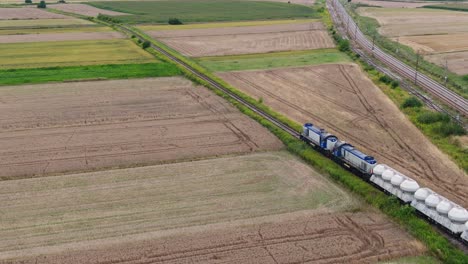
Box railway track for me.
[329,0,468,118]
[116,25,301,139]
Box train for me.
[300,122,468,244]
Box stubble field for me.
[0,151,426,263]
[149,22,334,57]
[0,7,68,20]
[218,63,468,207]
[357,7,468,74]
[0,31,124,43]
[0,77,281,179]
[48,3,128,17]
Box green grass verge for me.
[0,39,156,69]
[347,3,468,98]
[0,63,181,86]
[424,4,468,12]
[88,0,319,24]
[195,49,351,72]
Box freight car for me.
[301,122,468,244]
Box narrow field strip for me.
[0,18,95,28]
[196,49,351,72]
[0,26,112,35]
[0,31,124,43]
[0,39,155,69]
[0,63,180,86]
[0,151,361,260]
[137,19,320,31]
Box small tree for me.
[25,0,33,4]
[37,0,46,8]
[142,40,151,49]
[57,0,66,3]
[401,97,422,109]
[168,18,183,25]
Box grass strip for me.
[424,4,468,12]
[0,63,181,86]
[196,49,351,72]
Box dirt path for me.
[0,77,282,180]
[218,64,468,207]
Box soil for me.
[0,211,425,264]
[352,0,439,8]
[395,33,468,53]
[0,7,68,20]
[0,31,124,43]
[48,3,128,17]
[149,22,334,57]
[0,151,365,261]
[218,64,468,207]
[0,77,282,180]
[426,51,468,75]
[357,7,468,37]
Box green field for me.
[0,39,156,69]
[379,256,441,264]
[89,0,318,24]
[0,63,181,86]
[196,49,351,72]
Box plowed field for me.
[218,64,468,207]
[3,211,424,264]
[0,77,281,179]
[149,22,334,57]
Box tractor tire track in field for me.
[218,65,468,207]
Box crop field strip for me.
[88,0,319,24]
[0,18,96,28]
[0,151,426,263]
[0,39,155,69]
[0,31,125,43]
[0,77,281,179]
[357,7,468,75]
[0,26,113,35]
[196,48,351,72]
[0,7,69,19]
[49,3,129,17]
[217,63,468,208]
[149,22,335,57]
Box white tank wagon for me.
[381,168,394,193]
[411,188,433,216]
[398,178,420,203]
[434,199,454,230]
[370,164,388,189]
[389,173,405,197]
[448,206,468,234]
[425,193,442,221]
[461,222,468,243]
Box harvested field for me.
[0,77,281,179]
[0,31,124,43]
[0,39,155,69]
[357,7,468,36]
[0,7,68,20]
[395,33,468,53]
[352,0,437,8]
[49,3,128,17]
[0,18,95,28]
[254,0,316,6]
[426,51,468,75]
[0,26,112,35]
[218,64,468,207]
[150,22,334,57]
[2,211,424,263]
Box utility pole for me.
[371,33,376,56]
[444,60,448,85]
[354,21,358,41]
[414,51,420,85]
[347,15,350,35]
[396,37,399,54]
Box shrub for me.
[168,18,183,25]
[338,39,350,52]
[463,75,468,81]
[417,112,450,124]
[401,97,422,108]
[432,122,466,137]
[390,80,399,89]
[57,0,65,3]
[25,0,32,4]
[142,40,151,49]
[97,13,120,23]
[37,0,46,8]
